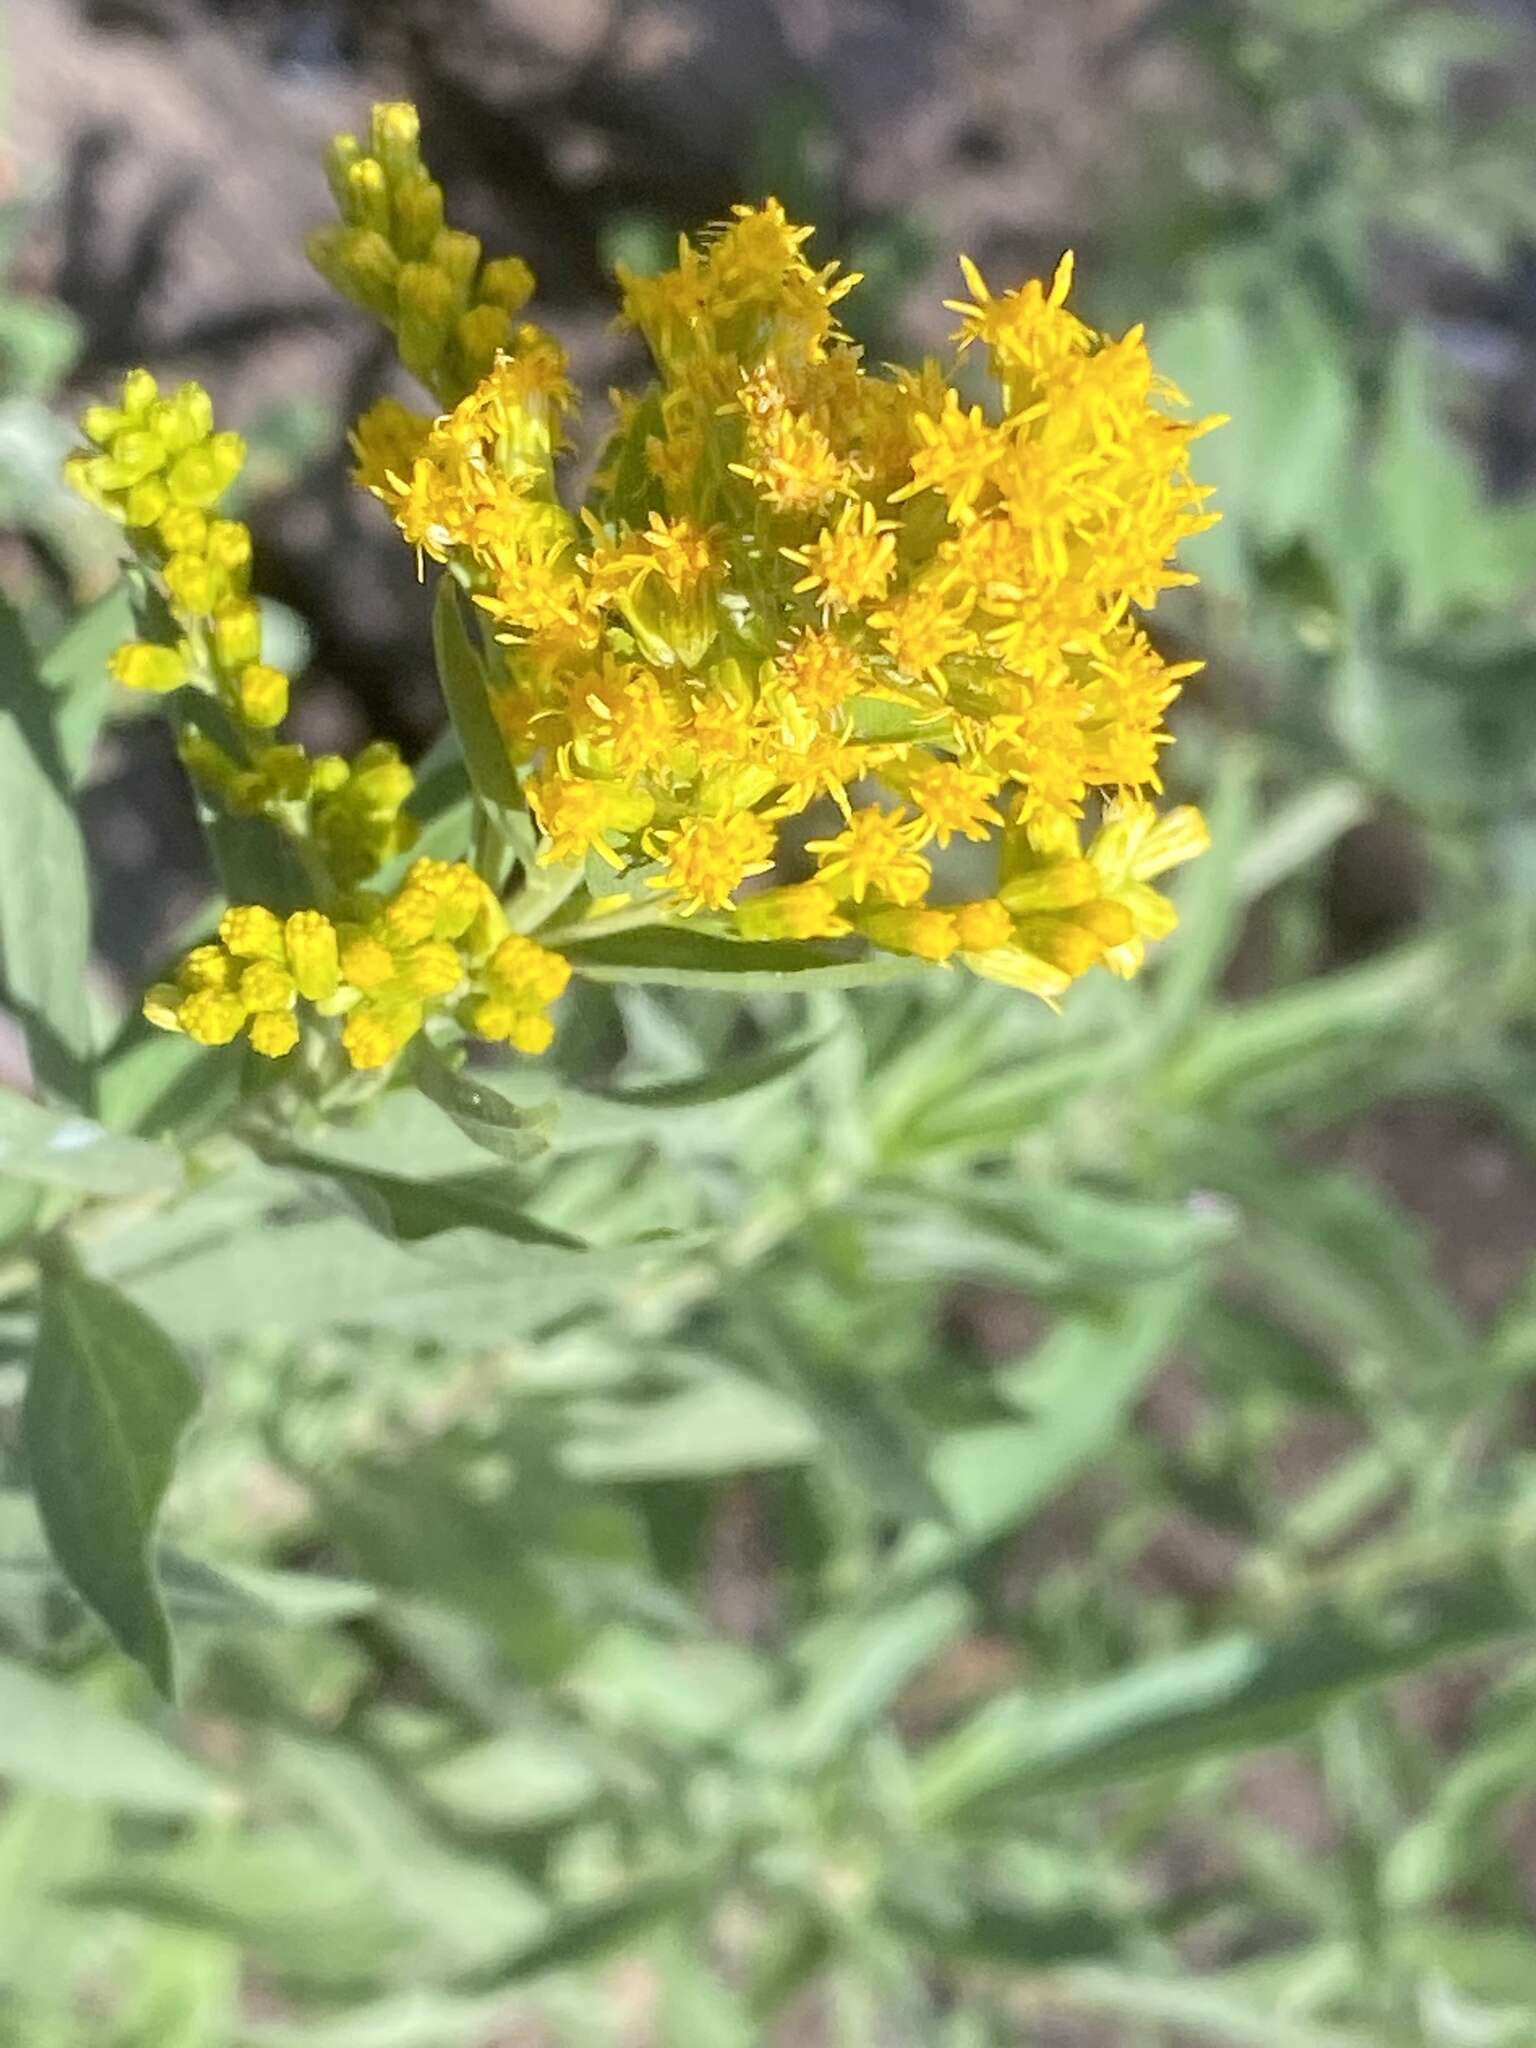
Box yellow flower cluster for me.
[353,158,1219,998]
[146,859,570,1065]
[67,99,1222,1081]
[65,371,292,732]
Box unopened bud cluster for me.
[307,101,537,405]
[146,860,569,1065]
[67,372,294,732]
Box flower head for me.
[91,101,1224,1082]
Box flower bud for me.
[998,858,1098,915]
[159,505,208,553]
[952,899,1014,952]
[163,551,221,615]
[285,911,341,1001]
[108,641,186,694]
[455,303,511,386]
[371,100,422,183]
[206,519,253,577]
[212,599,262,672]
[142,984,184,1032]
[860,905,960,962]
[341,1000,422,1070]
[220,904,286,961]
[167,440,236,509]
[178,989,247,1046]
[108,428,166,486]
[399,940,463,997]
[81,404,124,447]
[479,255,535,316]
[324,132,362,209]
[344,156,392,237]
[121,368,159,418]
[392,174,444,260]
[238,959,296,1011]
[339,932,397,991]
[429,228,481,307]
[178,944,235,990]
[734,882,848,941]
[505,1010,555,1056]
[249,1010,300,1058]
[397,262,456,380]
[334,228,400,317]
[1073,899,1137,947]
[236,662,289,729]
[124,476,171,527]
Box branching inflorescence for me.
[67,101,1222,1074]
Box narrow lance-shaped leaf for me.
[915,1555,1536,1827]
[562,924,918,990]
[0,596,95,1106]
[432,576,525,811]
[24,1245,201,1697]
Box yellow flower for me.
[904,759,1004,848]
[806,806,932,906]
[784,498,898,614]
[650,811,777,912]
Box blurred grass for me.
[3,1,1536,2042]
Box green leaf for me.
[562,924,918,989]
[882,1888,1126,1969]
[1372,329,1534,635]
[0,595,96,1105]
[560,1360,819,1480]
[0,1086,183,1196]
[412,1045,552,1165]
[39,575,136,784]
[24,1250,201,1695]
[1160,943,1442,1119]
[0,294,79,395]
[0,1655,214,1812]
[1171,1132,1475,1389]
[589,1029,831,1114]
[1145,745,1259,1050]
[418,1730,603,1833]
[269,1735,546,1977]
[1031,1967,1384,2048]
[0,1489,374,1628]
[68,1830,413,1992]
[100,1204,663,1346]
[874,1277,1194,1600]
[767,1587,971,1768]
[915,1557,1536,1825]
[465,1870,707,1990]
[866,1180,1230,1293]
[431,577,524,810]
[273,1151,581,1250]
[239,1993,526,2048]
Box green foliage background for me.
[4,2,1536,2040]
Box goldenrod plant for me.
[11,68,1536,2045]
[69,100,1219,1080]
